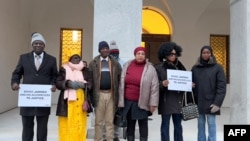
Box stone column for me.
[93,0,143,61]
[230,0,250,123]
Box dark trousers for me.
[22,115,49,141]
[126,109,148,138]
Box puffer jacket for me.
[118,59,159,111]
[191,56,226,115]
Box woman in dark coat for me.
[191,46,226,141]
[155,42,186,141]
[55,54,93,141]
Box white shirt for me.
[100,56,109,62]
[33,52,44,64]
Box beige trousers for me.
[94,92,114,141]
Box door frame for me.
[142,34,171,65]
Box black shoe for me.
[114,137,120,141]
[127,136,134,141]
[103,140,107,141]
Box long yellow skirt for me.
[58,89,88,141]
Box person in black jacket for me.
[11,32,58,141]
[191,46,226,141]
[155,42,187,141]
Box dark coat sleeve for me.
[82,67,93,91]
[213,64,227,107]
[155,63,168,93]
[55,67,67,90]
[49,56,58,85]
[55,67,67,116]
[11,55,24,85]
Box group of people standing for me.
[11,32,226,141]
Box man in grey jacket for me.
[89,41,122,141]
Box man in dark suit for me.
[11,32,58,141]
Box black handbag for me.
[181,92,199,121]
[113,108,127,127]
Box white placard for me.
[18,84,52,107]
[167,69,192,92]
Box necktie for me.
[35,55,41,70]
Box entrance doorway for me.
[142,7,171,65]
[142,34,170,65]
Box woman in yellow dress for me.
[56,54,92,141]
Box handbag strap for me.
[182,92,196,106]
[84,84,88,101]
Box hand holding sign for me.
[162,80,169,87]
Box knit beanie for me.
[98,41,109,52]
[134,46,146,56]
[31,33,46,45]
[109,40,119,53]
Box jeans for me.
[161,114,183,141]
[197,114,216,141]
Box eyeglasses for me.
[169,53,177,57]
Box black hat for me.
[98,41,109,52]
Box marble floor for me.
[0,105,229,141]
